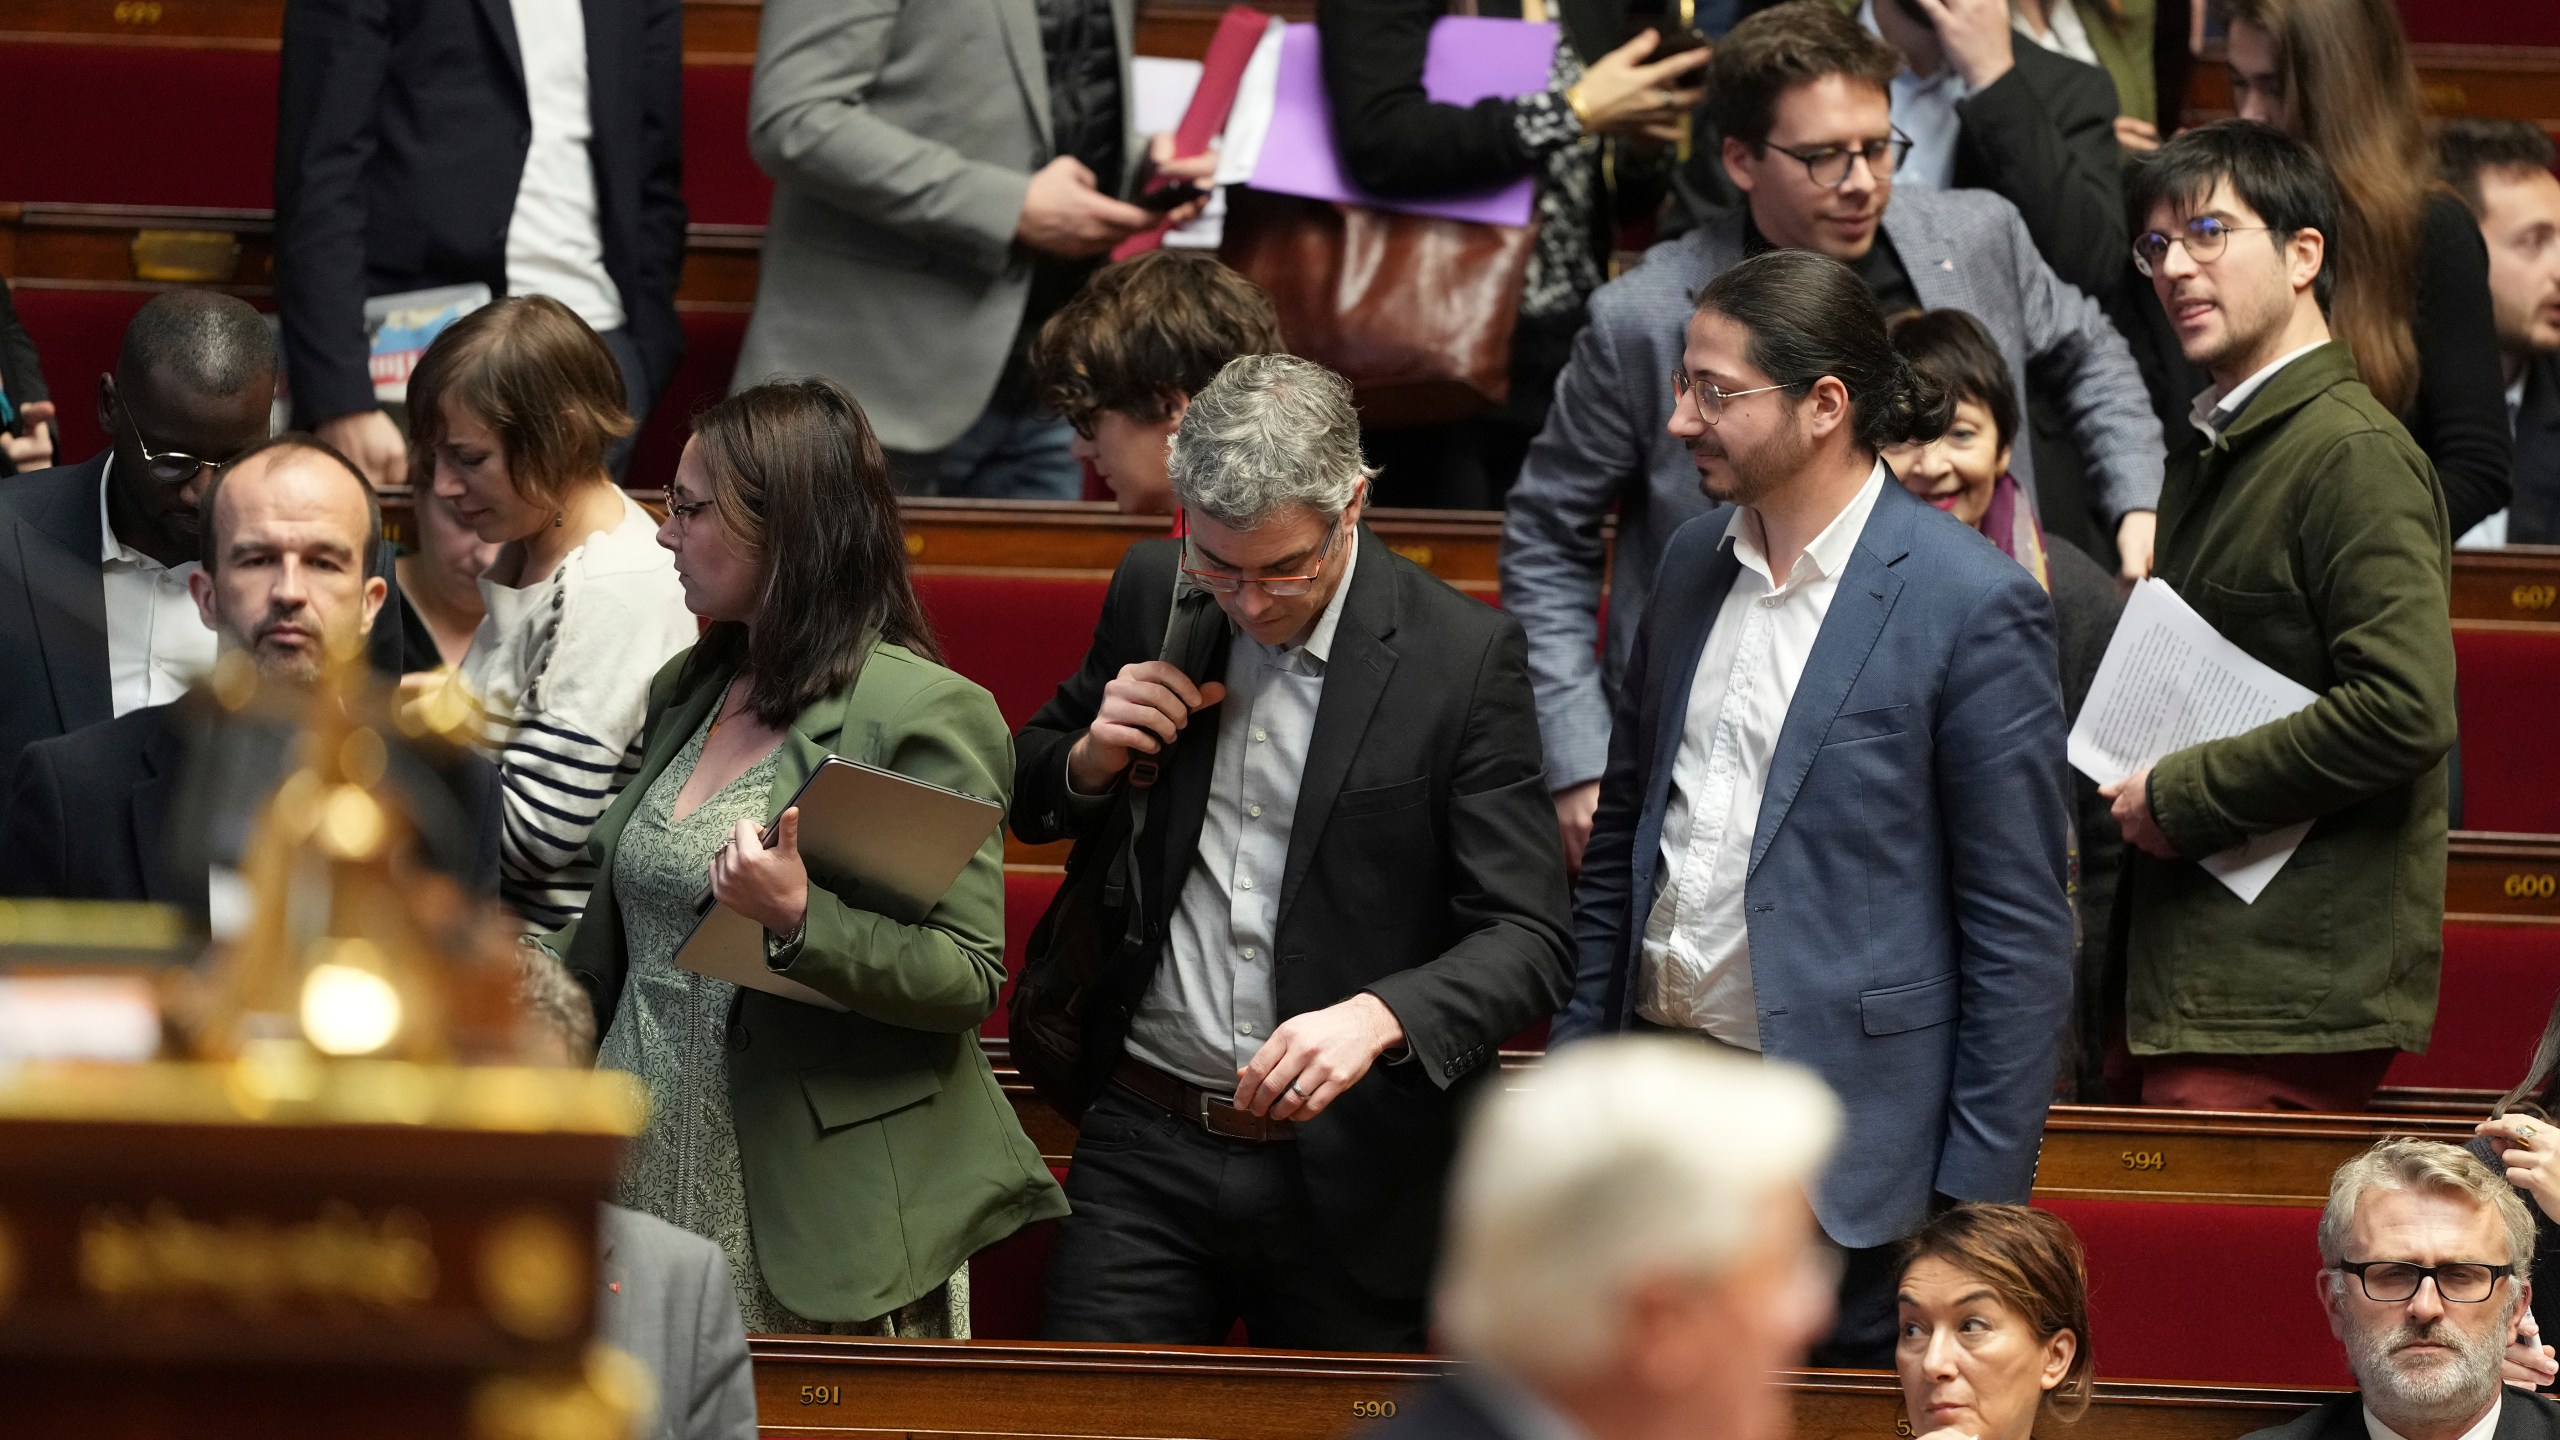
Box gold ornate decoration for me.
[78,1199,438,1309]
[477,1207,589,1341]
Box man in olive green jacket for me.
[2105,122,2454,1112]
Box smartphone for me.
[1649,26,1711,57]
[1136,181,1207,214]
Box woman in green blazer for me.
[547,377,1066,1335]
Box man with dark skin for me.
[0,292,285,778]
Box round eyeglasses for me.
[2332,1260,2515,1304]
[2133,215,2276,277]
[1671,368,1789,424]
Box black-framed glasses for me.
[115,403,237,488]
[1175,485,1360,598]
[1761,130,1912,190]
[1671,367,1789,424]
[2133,216,2276,276]
[2333,1260,2516,1304]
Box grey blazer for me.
[598,1205,758,1440]
[731,0,1139,452]
[1499,186,2164,789]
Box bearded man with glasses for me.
[2106,120,2453,1114]
[2240,1140,2559,1440]
[1500,0,2160,879]
[1011,353,1573,1352]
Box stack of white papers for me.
[2067,579,2319,903]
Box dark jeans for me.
[1039,1085,1429,1352]
[596,325,654,484]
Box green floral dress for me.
[594,710,967,1336]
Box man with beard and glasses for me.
[0,434,499,908]
[2240,1140,2559,1440]
[1501,0,2159,879]
[2106,121,2453,1113]
[1550,246,2074,1369]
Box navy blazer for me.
[1553,477,2075,1250]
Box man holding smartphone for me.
[732,0,1207,500]
[1011,354,1573,1351]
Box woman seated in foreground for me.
[1896,1204,2094,1440]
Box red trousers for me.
[2138,1049,2399,1112]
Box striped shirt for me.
[459,492,697,930]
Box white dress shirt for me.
[2188,339,2330,446]
[1125,534,1362,1089]
[2012,0,2101,69]
[2363,1394,2500,1440]
[1637,462,1889,1048]
[1859,0,1966,191]
[505,0,626,336]
[98,456,215,716]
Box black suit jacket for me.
[2512,352,2560,546]
[2243,1392,2560,1440]
[0,453,418,782]
[0,698,502,907]
[275,0,687,426]
[1011,535,1575,1299]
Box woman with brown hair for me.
[411,295,696,930]
[2222,0,2513,536]
[547,376,1065,1336]
[1895,1204,2095,1440]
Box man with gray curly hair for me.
[2239,1139,2560,1440]
[1013,353,1574,1350]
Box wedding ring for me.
[1656,88,1674,108]
[1287,1083,1308,1098]
[2527,1122,2539,1144]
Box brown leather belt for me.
[1112,1058,1297,1143]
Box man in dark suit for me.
[2239,1139,2555,1440]
[275,0,685,488]
[1012,354,1574,1351]
[0,292,412,786]
[0,433,498,908]
[2436,119,2560,547]
[1367,1040,1840,1440]
[1550,248,2074,1367]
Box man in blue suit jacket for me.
[1552,248,2074,1367]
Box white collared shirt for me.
[1637,462,1890,1048]
[504,0,626,335]
[2189,340,2330,446]
[2362,1393,2500,1440]
[97,455,215,716]
[2013,0,2101,68]
[1859,0,1966,191]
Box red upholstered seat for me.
[969,1212,1059,1340]
[2457,628,2560,835]
[626,306,749,489]
[0,43,278,209]
[912,572,1107,731]
[991,868,1066,1041]
[2037,1198,2344,1387]
[679,65,772,227]
[11,287,175,460]
[2385,923,2560,1091]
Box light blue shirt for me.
[1124,533,1362,1089]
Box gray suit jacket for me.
[598,1206,757,1440]
[1499,187,2163,788]
[731,0,1138,452]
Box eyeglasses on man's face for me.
[1671,368,1790,425]
[1178,508,1348,599]
[2332,1260,2516,1304]
[1761,130,1913,190]
[116,403,241,488]
[2133,214,2277,276]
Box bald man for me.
[0,433,498,907]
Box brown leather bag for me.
[1219,183,1536,429]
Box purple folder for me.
[1248,16,1558,228]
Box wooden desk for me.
[743,1337,2338,1440]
